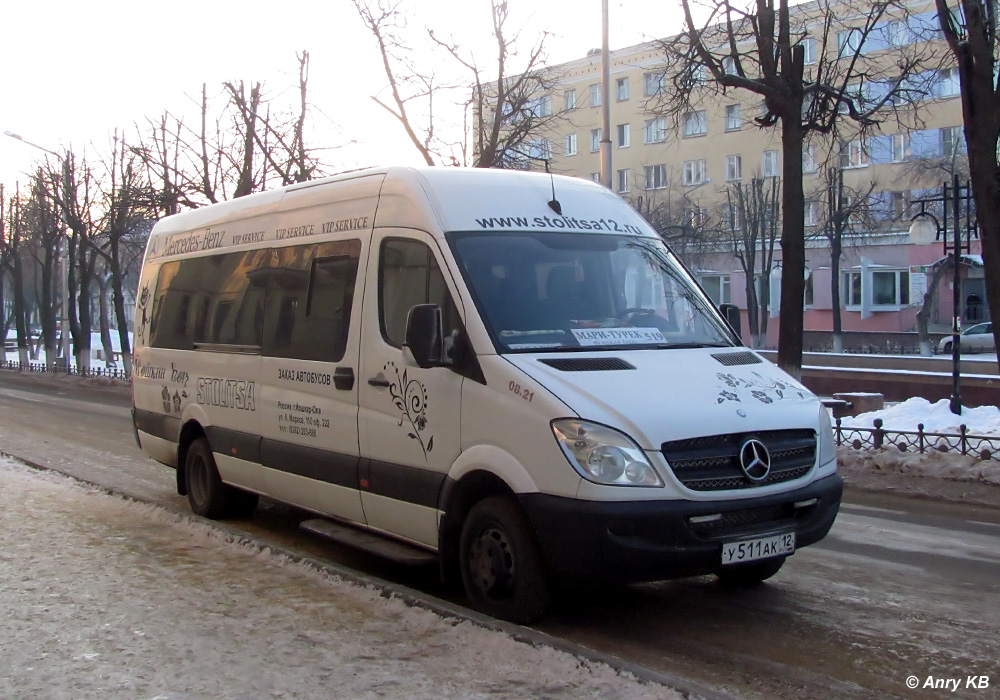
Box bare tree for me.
[1,185,31,366]
[811,166,879,352]
[22,168,64,367]
[90,136,159,376]
[934,0,1000,372]
[722,176,781,347]
[665,0,932,377]
[132,53,323,210]
[353,0,565,167]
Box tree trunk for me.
[109,242,133,376]
[776,119,805,378]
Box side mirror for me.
[404,304,444,368]
[719,303,742,340]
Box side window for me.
[262,240,361,362]
[379,239,458,347]
[149,250,270,349]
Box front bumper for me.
[518,473,843,583]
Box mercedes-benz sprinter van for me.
[132,166,842,623]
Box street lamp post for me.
[909,174,978,415]
[4,131,72,369]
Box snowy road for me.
[0,372,998,699]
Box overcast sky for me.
[0,0,689,191]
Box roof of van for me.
[144,166,657,258]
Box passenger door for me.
[358,231,464,547]
[259,240,367,523]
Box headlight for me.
[817,404,837,472]
[551,419,663,487]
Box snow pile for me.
[0,457,679,700]
[842,397,1000,437]
[836,397,1000,496]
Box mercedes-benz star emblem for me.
[738,438,771,482]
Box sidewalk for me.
[0,457,675,700]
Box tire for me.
[716,556,786,587]
[184,437,258,519]
[941,341,953,354]
[459,496,550,624]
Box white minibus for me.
[132,166,841,622]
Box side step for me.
[300,518,437,566]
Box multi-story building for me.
[524,1,986,348]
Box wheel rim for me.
[468,524,516,602]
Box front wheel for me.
[185,437,258,519]
[941,341,953,354]
[716,556,786,587]
[459,496,550,624]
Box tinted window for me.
[379,239,457,347]
[262,240,361,362]
[150,250,271,349]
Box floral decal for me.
[385,361,433,459]
[136,284,151,345]
[715,371,806,405]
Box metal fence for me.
[835,417,1000,461]
[0,361,130,382]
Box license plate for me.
[721,533,795,565]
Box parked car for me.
[938,322,995,354]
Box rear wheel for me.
[459,496,550,624]
[185,437,258,519]
[716,556,786,587]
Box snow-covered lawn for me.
[0,457,678,700]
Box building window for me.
[589,83,602,107]
[687,206,708,229]
[889,191,908,219]
[725,104,742,131]
[699,275,731,305]
[839,139,869,168]
[590,173,600,183]
[617,169,630,193]
[873,270,910,306]
[529,95,552,117]
[683,159,707,186]
[842,271,863,306]
[802,37,817,65]
[723,56,737,75]
[841,269,910,307]
[762,150,780,177]
[805,200,819,226]
[891,133,909,162]
[887,20,910,47]
[941,126,965,156]
[644,71,667,96]
[838,28,863,57]
[527,139,552,160]
[645,164,667,190]
[683,110,707,137]
[564,89,577,111]
[565,133,577,157]
[936,67,961,98]
[802,144,818,173]
[726,155,742,181]
[643,116,667,144]
[616,77,629,101]
[590,128,602,152]
[726,204,742,231]
[617,123,630,148]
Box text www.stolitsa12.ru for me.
[474,215,645,235]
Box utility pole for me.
[599,0,612,190]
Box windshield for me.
[449,231,736,353]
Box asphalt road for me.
[1,370,997,700]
